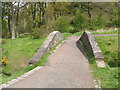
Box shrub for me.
[67,26,75,33]
[56,16,75,33]
[87,16,106,30]
[31,28,45,39]
[19,34,29,38]
[73,11,87,31]
[0,39,6,44]
[2,19,11,38]
[2,39,6,44]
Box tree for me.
[1,2,118,38]
[16,2,20,38]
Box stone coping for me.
[78,31,105,68]
[28,31,63,65]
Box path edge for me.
[0,40,65,89]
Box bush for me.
[44,19,56,33]
[56,16,75,33]
[2,19,11,38]
[67,26,75,33]
[31,28,45,39]
[19,34,29,38]
[73,11,87,31]
[87,16,106,30]
[0,39,6,44]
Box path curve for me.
[7,36,95,88]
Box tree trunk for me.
[8,15,11,35]
[87,2,92,19]
[16,2,19,38]
[44,2,46,8]
[11,15,15,39]
[31,3,37,28]
[0,2,2,38]
[11,4,15,39]
[40,3,45,25]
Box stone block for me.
[28,31,63,65]
[78,31,105,68]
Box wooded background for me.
[1,2,119,39]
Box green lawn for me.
[1,33,68,84]
[1,36,46,83]
[83,36,119,88]
[95,36,119,67]
[94,36,119,88]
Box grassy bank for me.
[1,36,46,84]
[1,33,69,84]
[82,36,118,88]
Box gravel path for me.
[7,36,95,88]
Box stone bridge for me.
[1,31,106,88]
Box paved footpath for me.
[8,36,95,88]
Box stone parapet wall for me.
[79,31,105,68]
[28,31,63,65]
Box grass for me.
[92,29,118,35]
[1,33,69,84]
[91,64,118,88]
[95,36,119,67]
[62,33,72,38]
[62,29,118,36]
[1,31,118,86]
[81,36,119,88]
[1,37,46,73]
[1,36,46,84]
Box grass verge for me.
[1,36,46,84]
[81,36,118,88]
[1,33,69,84]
